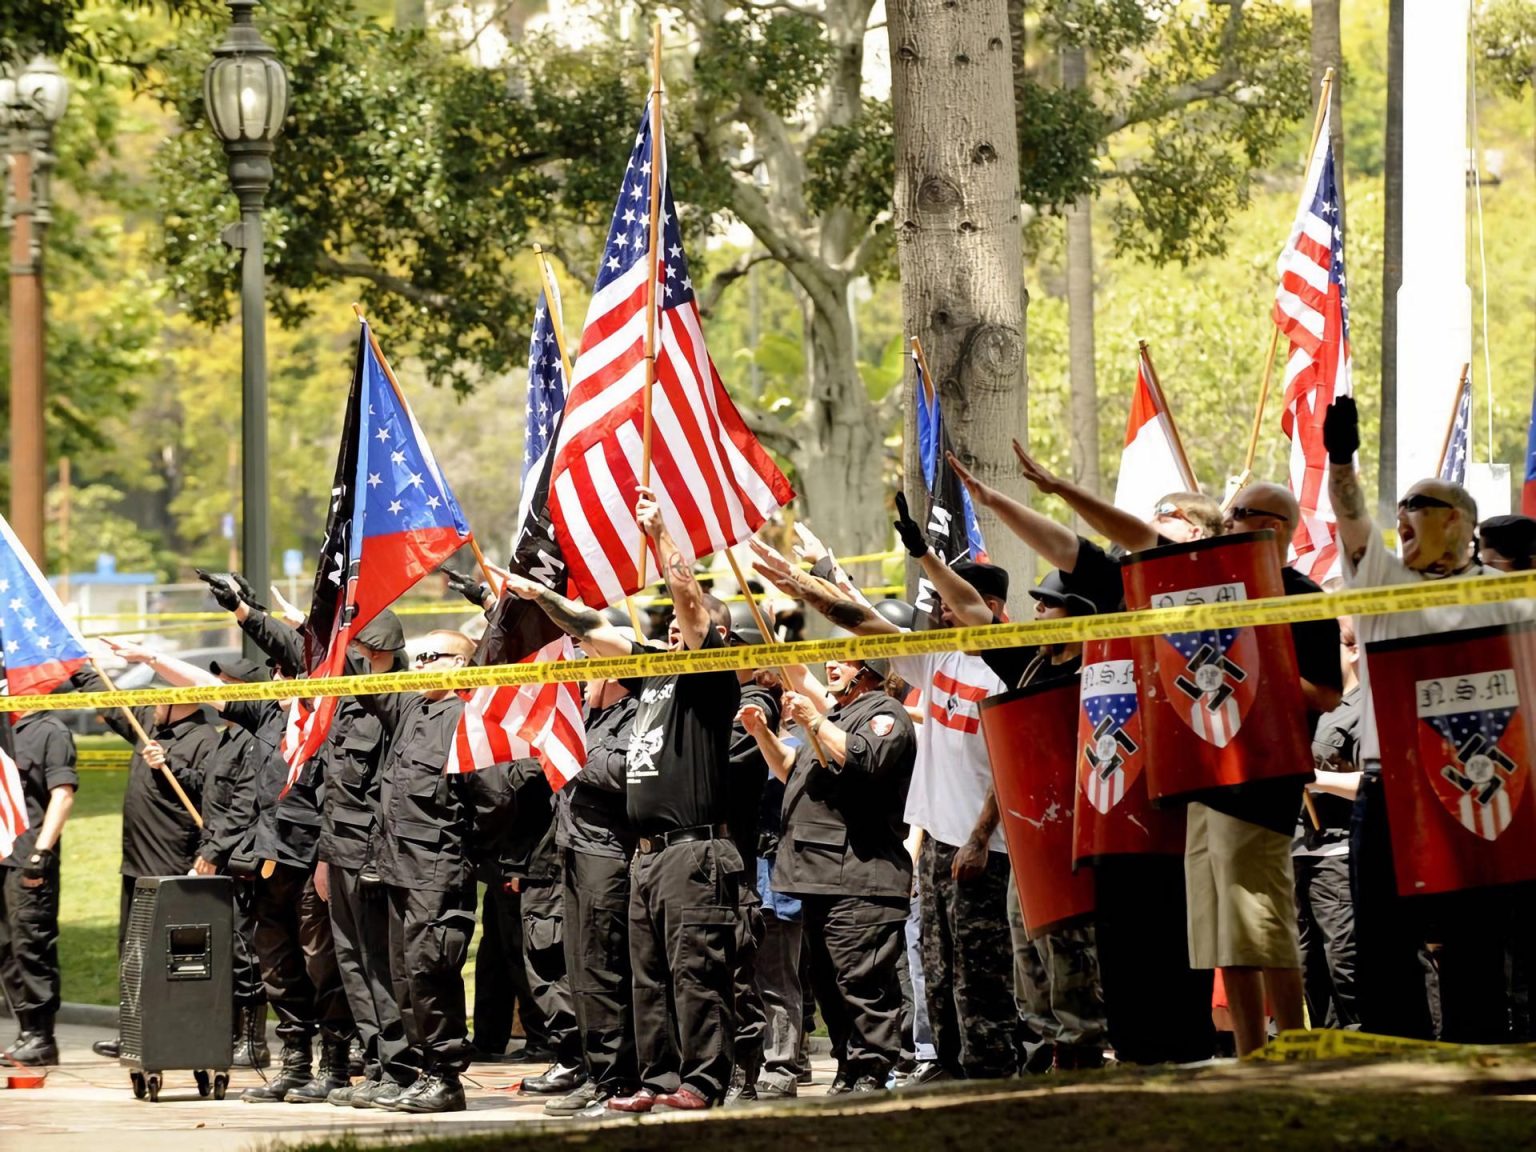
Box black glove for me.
[1322,396,1359,465]
[21,849,52,883]
[893,492,929,558]
[229,571,268,612]
[195,568,243,613]
[442,567,490,608]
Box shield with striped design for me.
[1078,648,1143,815]
[1417,670,1528,842]
[1150,583,1258,749]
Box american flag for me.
[450,286,587,789]
[0,512,90,698]
[283,323,472,781]
[1439,372,1472,485]
[0,716,25,861]
[547,98,794,608]
[1274,101,1351,582]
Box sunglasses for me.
[1151,502,1191,521]
[1398,494,1455,513]
[413,650,453,665]
[1227,505,1290,524]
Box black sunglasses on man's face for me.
[1398,494,1454,513]
[1227,505,1290,525]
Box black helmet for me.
[873,598,915,630]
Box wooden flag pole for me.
[90,657,202,828]
[1435,363,1472,477]
[1240,67,1336,492]
[534,246,646,637]
[910,336,936,406]
[724,551,829,766]
[631,24,666,597]
[1138,339,1198,491]
[352,303,502,599]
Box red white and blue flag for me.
[284,322,472,776]
[1274,102,1352,582]
[0,717,25,862]
[547,98,793,608]
[0,511,89,697]
[1523,378,1536,517]
[1439,372,1472,485]
[452,286,588,789]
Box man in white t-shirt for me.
[1325,396,1533,1041]
[751,529,1022,1080]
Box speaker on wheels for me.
[119,876,234,1102]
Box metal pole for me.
[238,205,269,658]
[6,142,45,563]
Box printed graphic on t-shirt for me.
[627,725,665,780]
[928,669,989,734]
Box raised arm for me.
[750,537,898,636]
[738,702,797,782]
[637,485,711,650]
[105,641,228,710]
[494,567,633,658]
[948,451,1081,573]
[1322,397,1375,567]
[1014,442,1161,552]
[892,492,992,627]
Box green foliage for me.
[804,99,895,234]
[693,8,831,122]
[1015,78,1102,209]
[1479,0,1536,99]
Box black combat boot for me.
[284,1034,352,1103]
[9,1018,59,1067]
[232,1004,272,1069]
[241,1038,313,1102]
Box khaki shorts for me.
[1184,801,1302,970]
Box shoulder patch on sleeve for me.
[869,714,895,738]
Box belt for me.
[636,823,730,855]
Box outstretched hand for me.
[441,566,490,608]
[946,452,995,508]
[792,522,828,565]
[1322,396,1360,465]
[1012,440,1062,495]
[194,568,242,613]
[893,492,929,559]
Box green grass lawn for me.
[60,764,128,1006]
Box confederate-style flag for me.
[284,322,472,776]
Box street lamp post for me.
[205,0,288,656]
[1,57,69,564]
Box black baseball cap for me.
[1028,571,1096,617]
[951,560,1010,603]
[209,655,269,682]
[1480,515,1536,559]
[354,609,405,653]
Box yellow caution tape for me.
[8,570,1534,714]
[1248,1028,1480,1062]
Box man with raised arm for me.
[752,516,1020,1082]
[1324,396,1532,1042]
[504,485,743,1112]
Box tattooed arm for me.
[1328,463,1374,569]
[499,570,633,657]
[637,485,711,650]
[749,538,900,636]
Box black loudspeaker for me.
[119,876,234,1101]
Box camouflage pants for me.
[919,838,1020,1078]
[1007,872,1105,1051]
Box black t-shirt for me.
[625,627,742,835]
[1293,683,1361,854]
[5,712,77,866]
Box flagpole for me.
[534,246,646,637]
[633,23,665,596]
[351,303,503,599]
[724,551,828,766]
[1436,363,1471,477]
[1138,339,1197,490]
[909,336,936,406]
[89,657,203,828]
[1240,67,1335,494]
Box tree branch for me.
[723,173,843,319]
[737,404,799,456]
[1103,0,1248,135]
[313,254,457,312]
[735,0,827,21]
[698,249,776,317]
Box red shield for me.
[980,680,1094,938]
[1072,636,1186,864]
[1369,622,1536,897]
[1123,532,1310,805]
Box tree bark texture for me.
[1379,0,1403,519]
[1061,45,1100,515]
[888,0,1031,614]
[1310,0,1346,237]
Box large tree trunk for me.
[889,0,1030,614]
[1311,0,1346,235]
[1379,0,1403,519]
[1061,45,1099,513]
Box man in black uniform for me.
[221,584,418,1108]
[73,662,220,1060]
[503,484,742,1113]
[741,655,916,1092]
[358,628,482,1114]
[0,686,78,1066]
[544,672,639,1116]
[112,644,352,1103]
[192,656,270,1069]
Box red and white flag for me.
[449,635,586,788]
[1274,102,1352,582]
[0,717,26,861]
[547,97,793,608]
[1112,345,1197,514]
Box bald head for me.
[425,630,477,660]
[1398,479,1477,574]
[1226,482,1299,567]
